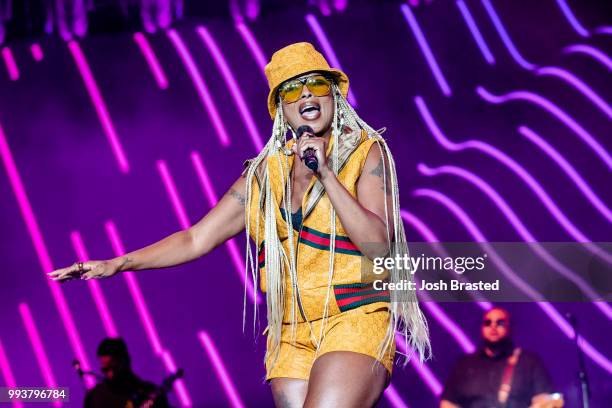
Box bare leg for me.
[304,351,389,407]
[271,377,309,408]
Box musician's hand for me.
[47,259,121,282]
[529,393,564,408]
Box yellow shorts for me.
[265,302,395,381]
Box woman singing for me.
[49,42,430,407]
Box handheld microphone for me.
[296,125,318,171]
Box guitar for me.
[125,369,184,408]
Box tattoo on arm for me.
[369,159,384,178]
[117,257,132,271]
[229,188,246,206]
[275,391,295,408]
[369,157,392,195]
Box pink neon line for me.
[2,47,19,81]
[413,188,612,374]
[333,0,349,12]
[70,231,119,337]
[480,0,536,70]
[30,43,44,62]
[595,26,612,35]
[384,384,410,408]
[104,221,192,407]
[417,162,612,319]
[161,350,192,407]
[414,96,612,266]
[400,210,491,309]
[395,336,443,396]
[105,221,164,355]
[198,331,245,408]
[518,126,612,222]
[196,26,264,151]
[0,122,95,389]
[157,160,191,229]
[67,41,130,173]
[19,303,63,407]
[0,338,24,408]
[419,290,476,353]
[133,32,169,90]
[244,0,260,20]
[317,0,332,16]
[554,0,590,37]
[563,44,612,71]
[400,5,452,96]
[234,23,268,78]
[455,0,495,65]
[536,66,612,119]
[476,85,612,171]
[166,29,231,147]
[395,213,478,351]
[305,14,358,106]
[190,151,260,303]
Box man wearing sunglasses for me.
[440,307,559,408]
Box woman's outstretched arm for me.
[48,171,254,282]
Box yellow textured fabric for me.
[245,127,386,322]
[264,302,395,381]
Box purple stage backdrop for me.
[0,0,610,406]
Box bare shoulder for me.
[241,157,266,181]
[362,138,391,177]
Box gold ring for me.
[77,262,84,274]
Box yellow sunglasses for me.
[278,74,333,104]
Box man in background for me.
[440,307,561,408]
[84,337,170,408]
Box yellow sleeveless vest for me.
[245,127,391,323]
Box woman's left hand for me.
[291,133,329,177]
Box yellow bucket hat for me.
[264,42,350,119]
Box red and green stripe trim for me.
[333,282,390,312]
[299,226,362,256]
